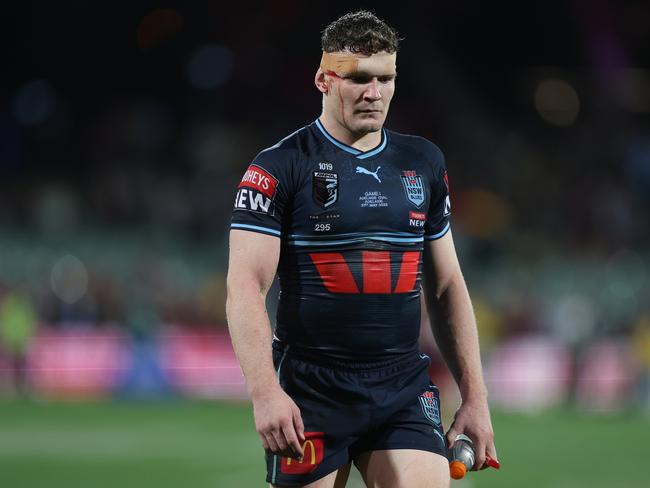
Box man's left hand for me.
[445,397,497,471]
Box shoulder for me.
[253,124,313,165]
[243,124,313,194]
[386,129,446,168]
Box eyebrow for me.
[343,72,397,79]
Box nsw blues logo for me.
[313,172,339,208]
[419,390,441,425]
[401,170,425,208]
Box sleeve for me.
[230,149,293,238]
[424,147,451,241]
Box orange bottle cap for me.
[449,460,467,480]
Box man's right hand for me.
[252,386,305,460]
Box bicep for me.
[422,230,463,298]
[227,230,280,295]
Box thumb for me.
[446,423,460,449]
[293,406,305,443]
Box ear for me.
[315,68,329,94]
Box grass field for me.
[0,400,647,488]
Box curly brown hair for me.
[321,10,400,55]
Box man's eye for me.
[348,76,371,84]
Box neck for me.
[318,113,382,152]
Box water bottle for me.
[448,434,475,480]
[448,433,500,479]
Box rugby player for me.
[227,10,497,487]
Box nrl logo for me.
[313,172,339,208]
[401,170,425,208]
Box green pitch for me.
[0,400,647,487]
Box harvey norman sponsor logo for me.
[234,164,278,214]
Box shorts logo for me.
[419,390,441,425]
[234,164,278,214]
[280,432,325,474]
[401,170,425,208]
[313,172,339,208]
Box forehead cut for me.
[320,52,397,77]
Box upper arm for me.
[422,229,463,299]
[423,143,451,241]
[421,141,457,297]
[231,145,296,239]
[228,145,295,295]
[227,230,280,297]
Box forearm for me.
[427,272,487,402]
[226,281,279,399]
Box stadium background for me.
[1,1,649,486]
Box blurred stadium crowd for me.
[1,2,649,411]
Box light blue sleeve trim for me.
[230,223,281,237]
[424,222,450,240]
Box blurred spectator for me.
[0,289,38,396]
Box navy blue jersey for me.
[231,119,451,360]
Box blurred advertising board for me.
[21,326,246,400]
[157,326,246,399]
[27,326,130,400]
[485,335,573,411]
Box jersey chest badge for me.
[313,172,339,208]
[401,170,425,208]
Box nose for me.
[364,79,382,101]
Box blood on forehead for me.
[320,52,397,78]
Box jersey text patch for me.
[234,164,278,214]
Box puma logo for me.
[356,166,382,183]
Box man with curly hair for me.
[227,10,497,487]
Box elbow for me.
[226,268,268,306]
[225,276,236,324]
[434,269,464,300]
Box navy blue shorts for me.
[266,342,447,486]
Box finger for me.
[293,407,305,443]
[484,440,499,470]
[265,432,280,454]
[271,427,289,453]
[259,432,270,450]
[472,436,486,471]
[282,423,303,459]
